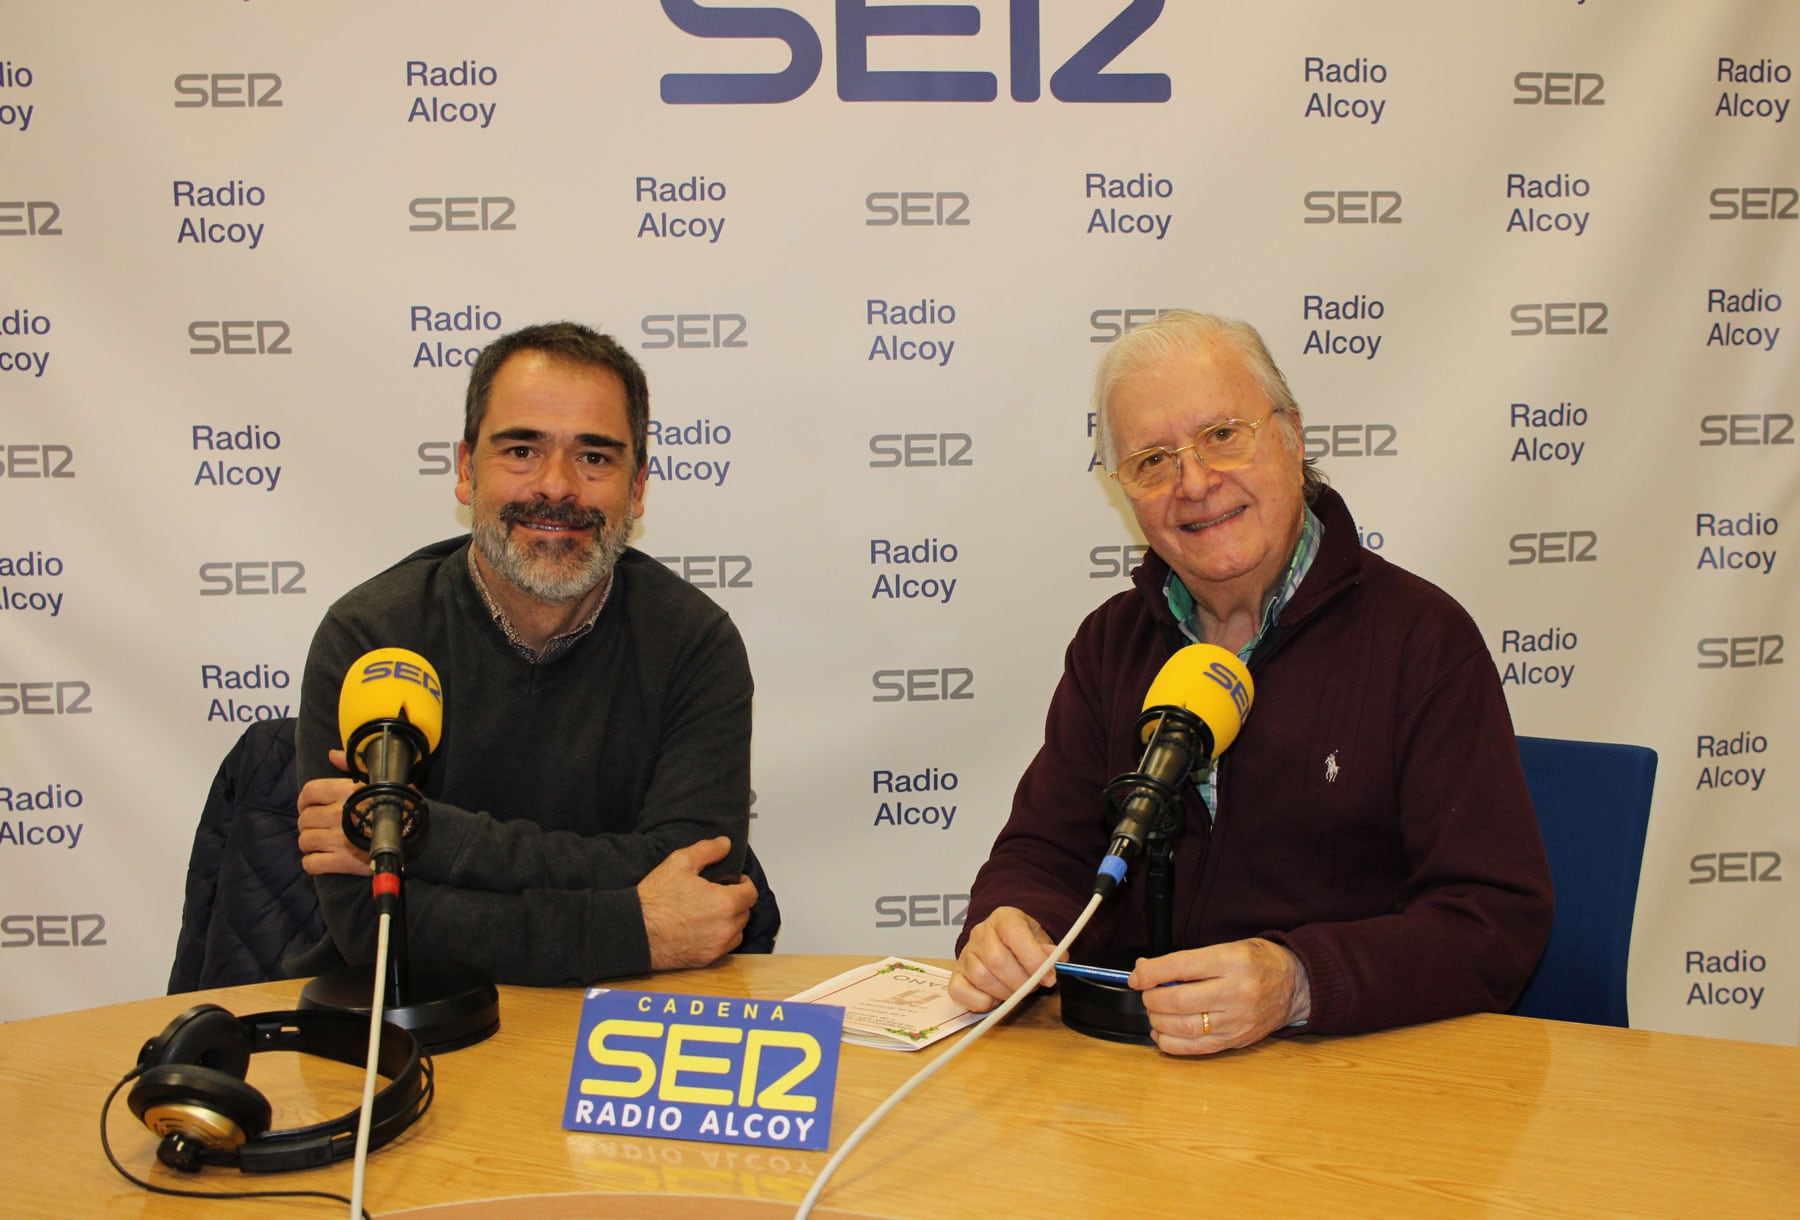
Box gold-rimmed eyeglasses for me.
[1107,415,1281,500]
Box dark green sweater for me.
[290,539,752,985]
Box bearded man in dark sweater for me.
[290,322,756,986]
[951,312,1553,1053]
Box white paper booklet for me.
[787,957,981,1051]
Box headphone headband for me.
[129,1005,430,1174]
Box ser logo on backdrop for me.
[0,199,60,236]
[874,894,968,928]
[198,560,306,596]
[1302,190,1402,225]
[1507,530,1597,566]
[642,312,747,349]
[1699,413,1793,446]
[1696,634,1784,669]
[866,192,968,228]
[1707,187,1798,220]
[189,320,289,355]
[1089,308,1172,343]
[659,0,1170,104]
[409,196,516,231]
[0,444,74,479]
[872,668,974,702]
[419,441,458,475]
[1690,850,1781,881]
[1302,423,1398,459]
[655,555,753,589]
[1510,302,1609,336]
[1511,71,1604,106]
[0,680,91,715]
[0,913,106,947]
[869,434,972,468]
[174,72,282,107]
[1090,542,1149,579]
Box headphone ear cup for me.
[140,1004,254,1080]
[128,1063,274,1152]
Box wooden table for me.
[4,955,1796,1218]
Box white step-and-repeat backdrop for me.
[4,2,1796,1043]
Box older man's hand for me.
[1131,938,1312,1055]
[949,906,1063,1012]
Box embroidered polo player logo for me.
[1324,751,1340,783]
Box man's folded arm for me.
[304,870,652,987]
[297,613,753,895]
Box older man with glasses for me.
[951,311,1553,1055]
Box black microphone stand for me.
[1061,729,1198,1045]
[300,720,499,1054]
[1144,754,1203,959]
[1144,817,1182,960]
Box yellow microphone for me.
[1138,643,1253,751]
[1097,644,1255,895]
[336,648,444,879]
[338,648,444,766]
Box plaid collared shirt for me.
[466,545,613,662]
[1161,504,1324,820]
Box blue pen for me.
[1054,961,1133,987]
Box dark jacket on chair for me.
[168,718,326,992]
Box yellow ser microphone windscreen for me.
[1140,643,1254,755]
[337,648,445,756]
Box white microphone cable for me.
[795,892,1105,1219]
[348,909,393,1219]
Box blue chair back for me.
[1509,735,1657,1027]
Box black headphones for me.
[126,1004,430,1174]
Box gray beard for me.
[471,499,634,605]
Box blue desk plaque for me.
[563,988,845,1150]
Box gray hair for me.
[1093,310,1323,503]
